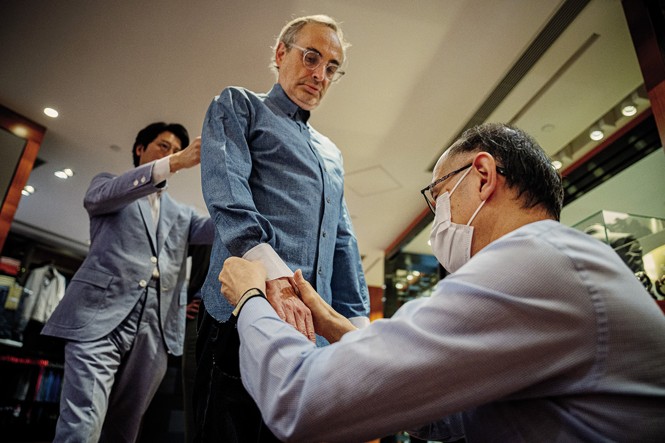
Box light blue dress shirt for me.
[200,84,370,328]
[236,220,665,442]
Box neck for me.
[471,203,553,257]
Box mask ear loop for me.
[466,199,486,226]
[449,167,472,197]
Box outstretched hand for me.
[265,277,316,343]
[293,269,356,343]
[219,257,267,306]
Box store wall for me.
[560,148,665,227]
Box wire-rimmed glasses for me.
[289,44,345,82]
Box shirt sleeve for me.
[200,89,284,258]
[236,233,599,443]
[329,198,370,321]
[243,243,293,280]
[152,156,172,184]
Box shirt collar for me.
[267,83,310,124]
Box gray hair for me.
[270,14,351,75]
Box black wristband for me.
[232,288,266,317]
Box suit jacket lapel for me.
[157,193,178,254]
[138,197,157,253]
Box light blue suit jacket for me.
[43,161,214,355]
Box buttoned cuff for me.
[349,316,370,328]
[152,157,172,184]
[242,243,293,280]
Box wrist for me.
[168,152,181,173]
[232,288,267,317]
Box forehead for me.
[154,131,182,147]
[295,23,343,62]
[432,149,455,179]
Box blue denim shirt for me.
[200,84,370,325]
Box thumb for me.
[294,270,315,302]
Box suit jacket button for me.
[150,256,158,263]
[133,179,139,186]
[139,279,147,288]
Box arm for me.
[232,237,598,442]
[201,90,313,337]
[330,199,370,327]
[84,136,202,216]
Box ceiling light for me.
[44,107,59,118]
[552,160,563,170]
[395,283,404,290]
[589,125,604,141]
[620,101,637,117]
[55,168,75,179]
[22,185,35,196]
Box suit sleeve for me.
[84,163,163,216]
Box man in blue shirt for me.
[195,14,370,442]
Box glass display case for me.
[572,210,665,300]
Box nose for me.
[311,63,327,82]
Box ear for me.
[472,152,498,201]
[275,41,287,68]
[135,144,145,158]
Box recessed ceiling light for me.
[44,107,59,118]
[552,160,563,170]
[589,127,604,141]
[621,103,637,117]
[63,168,74,177]
[22,185,35,196]
[55,170,68,179]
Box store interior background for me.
[1,0,664,442]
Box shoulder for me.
[217,86,264,104]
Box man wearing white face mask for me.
[216,123,665,442]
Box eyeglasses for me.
[420,163,472,214]
[289,44,345,82]
[420,163,506,214]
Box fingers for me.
[304,310,316,343]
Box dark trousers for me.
[193,305,280,443]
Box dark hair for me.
[132,122,189,167]
[448,123,564,220]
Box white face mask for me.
[429,167,485,273]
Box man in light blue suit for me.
[43,122,214,442]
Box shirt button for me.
[322,232,327,237]
[140,176,146,183]
[139,280,147,288]
[317,267,322,275]
[133,179,139,186]
[326,197,331,204]
[150,256,158,263]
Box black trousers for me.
[193,304,280,443]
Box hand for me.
[169,136,201,172]
[219,257,267,306]
[266,277,316,343]
[186,298,201,320]
[293,269,356,343]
